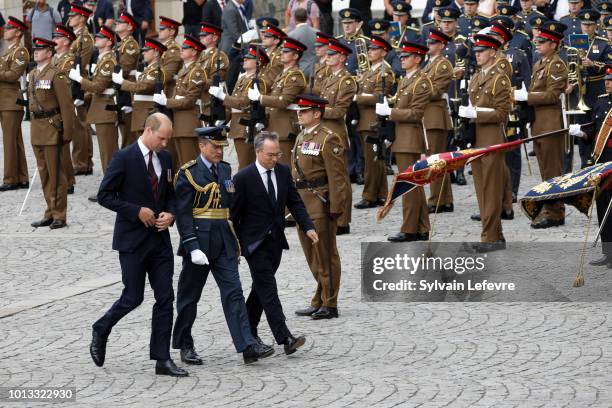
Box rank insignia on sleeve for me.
[126,48,136,55]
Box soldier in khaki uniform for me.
[318,38,357,235]
[248,35,307,165]
[114,11,141,148]
[158,16,183,99]
[69,25,118,202]
[197,23,229,125]
[153,35,207,170]
[112,37,167,133]
[310,32,332,94]
[458,34,511,252]
[354,36,395,209]
[0,17,29,192]
[52,25,77,195]
[68,3,94,175]
[423,29,454,213]
[377,42,432,242]
[210,45,270,170]
[291,94,349,320]
[514,26,569,229]
[28,38,75,229]
[261,24,285,86]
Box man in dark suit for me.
[90,113,188,377]
[201,0,222,29]
[219,0,249,55]
[172,126,275,365]
[231,132,317,355]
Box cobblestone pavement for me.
[1,123,611,407]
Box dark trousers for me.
[597,149,612,256]
[505,134,522,195]
[348,127,364,177]
[172,247,255,353]
[183,24,200,37]
[245,236,292,344]
[319,12,334,36]
[93,235,174,360]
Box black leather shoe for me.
[31,218,53,228]
[67,185,74,195]
[354,199,378,209]
[336,225,350,235]
[417,232,429,241]
[471,241,506,253]
[428,203,454,214]
[530,218,565,229]
[74,170,88,176]
[49,220,67,229]
[386,164,394,175]
[88,194,98,202]
[455,172,467,185]
[283,335,306,355]
[295,306,319,316]
[589,255,612,267]
[387,232,418,242]
[355,174,365,185]
[501,209,514,220]
[285,220,297,227]
[17,181,29,189]
[90,330,107,367]
[311,306,339,320]
[155,359,189,377]
[528,150,536,157]
[470,213,481,221]
[243,343,275,364]
[180,348,203,365]
[0,183,18,191]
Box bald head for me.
[141,112,173,152]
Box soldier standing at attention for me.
[52,25,77,195]
[158,16,183,99]
[0,17,30,192]
[28,37,75,229]
[197,23,229,126]
[458,34,511,252]
[376,42,432,243]
[260,24,285,86]
[292,94,349,320]
[209,44,270,170]
[310,32,332,94]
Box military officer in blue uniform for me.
[498,6,533,62]
[172,126,275,365]
[528,14,547,64]
[337,8,368,76]
[391,1,421,45]
[458,0,480,37]
[421,0,454,41]
[517,0,546,33]
[560,0,584,36]
[604,15,612,41]
[597,2,612,36]
[369,19,403,76]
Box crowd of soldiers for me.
[2,0,612,309]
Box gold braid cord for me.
[184,168,221,210]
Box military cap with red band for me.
[200,22,223,36]
[605,64,612,80]
[68,3,93,17]
[33,37,56,49]
[427,28,451,44]
[490,21,513,42]
[294,93,329,110]
[6,16,27,31]
[536,26,564,43]
[119,11,138,31]
[159,16,181,29]
[96,25,116,43]
[369,35,392,51]
[142,37,167,53]
[472,34,502,50]
[263,24,287,39]
[327,38,352,55]
[182,34,205,52]
[53,24,76,41]
[399,41,428,56]
[315,31,333,46]
[282,37,307,53]
[245,45,270,65]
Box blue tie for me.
[210,164,218,181]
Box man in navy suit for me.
[172,126,275,365]
[90,113,188,377]
[231,132,318,355]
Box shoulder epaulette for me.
[335,34,343,39]
[596,35,608,42]
[406,26,420,32]
[180,159,197,170]
[598,93,608,98]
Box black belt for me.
[295,177,328,190]
[32,108,60,119]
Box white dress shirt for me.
[138,137,161,178]
[255,160,277,200]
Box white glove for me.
[190,249,209,265]
[74,99,84,107]
[569,123,585,138]
[514,86,528,102]
[255,122,265,131]
[208,85,226,101]
[458,105,477,119]
[68,66,82,83]
[153,91,167,106]
[375,97,391,116]
[247,84,261,102]
[112,70,124,86]
[120,106,132,113]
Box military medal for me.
[167,169,172,183]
